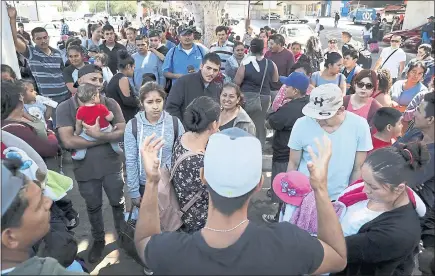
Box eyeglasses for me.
[391,40,400,43]
[356,82,374,90]
[328,41,337,44]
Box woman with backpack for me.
[310,52,347,95]
[304,36,324,72]
[171,96,221,233]
[124,82,184,209]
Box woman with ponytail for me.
[106,50,139,122]
[332,142,430,276]
[171,96,220,233]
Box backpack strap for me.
[131,117,138,140]
[172,116,178,144]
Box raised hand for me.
[306,135,332,192]
[7,5,17,19]
[140,133,164,184]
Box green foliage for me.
[64,0,81,12]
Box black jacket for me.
[165,72,222,122]
[332,203,421,276]
[268,96,309,163]
[99,42,127,74]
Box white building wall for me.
[403,1,434,30]
[330,1,342,16]
[2,1,21,79]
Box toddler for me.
[73,83,122,160]
[21,79,57,130]
[94,53,113,83]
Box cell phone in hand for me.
[187,65,195,73]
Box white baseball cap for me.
[302,83,344,120]
[204,128,262,198]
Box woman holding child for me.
[1,81,58,157]
[124,82,184,208]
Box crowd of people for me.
[1,4,435,276]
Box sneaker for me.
[266,189,272,198]
[262,214,278,224]
[143,265,154,275]
[88,240,105,263]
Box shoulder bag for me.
[243,59,268,114]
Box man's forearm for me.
[135,180,161,244]
[63,135,104,150]
[373,58,382,70]
[315,188,347,260]
[349,168,362,185]
[164,71,182,79]
[98,125,125,143]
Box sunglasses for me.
[356,82,374,90]
[328,40,337,44]
[391,40,400,43]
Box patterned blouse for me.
[171,137,208,233]
[125,41,138,56]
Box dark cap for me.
[17,22,24,27]
[73,65,102,88]
[88,45,100,53]
[428,16,434,19]
[148,29,161,38]
[179,26,194,36]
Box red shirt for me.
[370,133,392,153]
[76,104,110,128]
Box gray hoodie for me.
[7,257,86,275]
[124,110,184,199]
[233,107,256,136]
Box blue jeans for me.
[363,35,371,49]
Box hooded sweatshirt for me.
[6,256,86,275]
[124,110,184,199]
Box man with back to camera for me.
[133,127,347,274]
[165,53,222,122]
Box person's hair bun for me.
[397,142,430,171]
[183,96,220,133]
[118,49,130,60]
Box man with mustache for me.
[166,53,222,122]
[8,6,70,127]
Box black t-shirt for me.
[62,65,79,84]
[145,222,324,275]
[219,117,236,131]
[157,45,169,56]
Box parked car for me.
[261,13,280,20]
[16,16,30,23]
[280,14,308,24]
[404,35,435,52]
[382,24,423,44]
[277,24,320,49]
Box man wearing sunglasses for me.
[374,35,406,84]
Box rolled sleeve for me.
[162,48,175,73]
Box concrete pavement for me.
[51,152,275,275]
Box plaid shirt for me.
[60,23,69,36]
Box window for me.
[285,25,312,37]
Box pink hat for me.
[272,171,312,206]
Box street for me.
[46,15,420,275]
[231,16,417,65]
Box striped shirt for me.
[25,45,69,100]
[209,40,234,73]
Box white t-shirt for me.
[288,112,373,200]
[362,28,372,37]
[340,199,384,237]
[315,23,321,32]
[379,47,407,78]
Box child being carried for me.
[72,83,122,160]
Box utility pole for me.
[35,0,39,21]
[268,3,271,26]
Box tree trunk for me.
[203,1,225,47]
[183,1,205,36]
